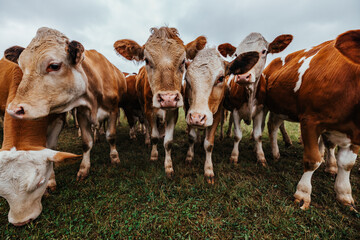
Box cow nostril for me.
[200,115,206,122]
[175,94,180,101]
[15,106,25,115]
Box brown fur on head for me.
[114,26,207,109]
[225,51,260,75]
[218,43,236,58]
[67,41,85,65]
[4,46,25,64]
[268,35,293,53]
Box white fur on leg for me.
[164,112,176,178]
[204,138,214,184]
[334,147,356,206]
[230,110,242,164]
[294,162,321,210]
[186,127,196,163]
[253,111,266,166]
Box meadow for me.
[1,109,360,239]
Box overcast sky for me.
[0,0,359,73]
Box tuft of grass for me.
[0,109,360,239]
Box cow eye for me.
[262,49,267,55]
[216,76,224,85]
[46,63,62,72]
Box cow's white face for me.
[0,148,76,226]
[6,27,87,120]
[234,33,269,84]
[185,48,226,127]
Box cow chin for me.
[8,199,43,226]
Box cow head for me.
[218,33,292,85]
[5,27,87,119]
[335,29,360,65]
[114,27,206,109]
[0,148,79,226]
[185,47,259,128]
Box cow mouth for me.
[12,218,33,227]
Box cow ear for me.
[4,46,25,64]
[114,39,144,61]
[185,36,207,60]
[268,34,293,54]
[335,30,360,64]
[225,51,259,75]
[49,152,81,163]
[67,40,85,65]
[218,43,236,58]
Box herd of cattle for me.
[0,26,359,226]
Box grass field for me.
[1,109,360,239]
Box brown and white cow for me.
[218,33,293,166]
[5,27,127,181]
[184,47,259,183]
[0,57,78,226]
[258,29,360,209]
[120,72,146,139]
[114,27,206,177]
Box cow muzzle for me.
[155,92,183,109]
[188,112,208,127]
[6,103,26,119]
[235,73,253,85]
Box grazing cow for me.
[218,33,293,165]
[120,72,146,139]
[184,47,259,183]
[5,27,127,181]
[114,27,206,177]
[258,29,360,209]
[0,57,78,226]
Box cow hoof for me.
[205,176,215,185]
[110,153,120,165]
[285,141,293,148]
[185,157,193,165]
[294,198,310,210]
[229,155,238,164]
[258,161,268,167]
[76,170,89,181]
[273,153,280,162]
[324,167,338,176]
[166,169,174,179]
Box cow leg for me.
[230,110,242,164]
[204,110,221,184]
[321,134,338,175]
[219,108,225,140]
[226,112,233,138]
[164,109,178,178]
[107,111,120,164]
[46,113,66,191]
[76,109,93,181]
[280,122,292,147]
[335,145,358,208]
[267,113,284,161]
[144,118,151,146]
[294,121,322,210]
[185,126,197,164]
[149,114,159,161]
[253,110,267,167]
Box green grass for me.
[1,109,360,239]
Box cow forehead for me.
[187,48,224,83]
[236,32,268,54]
[145,39,185,61]
[0,148,55,165]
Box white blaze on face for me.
[185,48,225,127]
[0,148,58,225]
[294,50,319,92]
